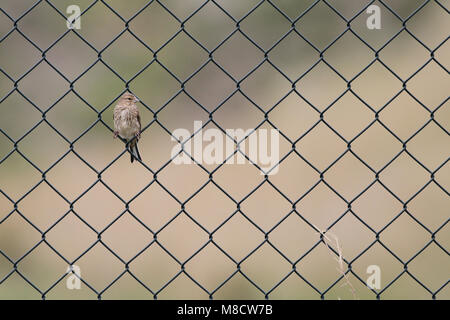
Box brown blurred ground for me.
[0,0,449,299]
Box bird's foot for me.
[114,131,119,139]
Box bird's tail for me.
[129,140,142,163]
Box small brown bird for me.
[113,92,142,163]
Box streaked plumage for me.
[113,92,142,163]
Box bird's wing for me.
[113,105,119,127]
[137,112,141,132]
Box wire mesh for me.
[0,0,448,300]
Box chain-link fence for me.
[0,0,448,299]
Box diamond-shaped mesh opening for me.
[324,92,373,140]
[45,92,98,141]
[352,181,403,231]
[185,243,236,292]
[0,31,41,78]
[269,93,320,140]
[184,1,235,50]
[240,243,292,293]
[73,1,125,50]
[0,91,42,141]
[18,182,68,231]
[213,91,264,130]
[324,32,374,79]
[240,1,291,50]
[407,182,449,230]
[352,61,403,109]
[129,242,179,293]
[380,152,430,201]
[157,32,208,80]
[19,123,68,169]
[100,212,154,262]
[12,1,64,49]
[351,122,402,171]
[101,32,154,80]
[380,213,430,261]
[269,154,319,200]
[349,0,403,49]
[294,1,346,50]
[405,0,448,48]
[380,31,430,79]
[268,31,318,80]
[379,91,429,141]
[0,0,448,300]
[325,152,374,200]
[45,213,97,261]
[296,122,347,171]
[18,62,68,109]
[297,61,347,110]
[16,243,68,290]
[214,32,263,80]
[214,213,264,262]
[0,152,41,199]
[0,212,42,261]
[185,62,236,111]
[407,61,449,108]
[295,182,347,228]
[74,243,125,291]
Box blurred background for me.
[0,0,449,299]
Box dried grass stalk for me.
[313,225,358,300]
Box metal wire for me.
[0,0,448,300]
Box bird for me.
[113,92,142,163]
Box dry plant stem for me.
[313,225,358,300]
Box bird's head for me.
[120,92,139,104]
